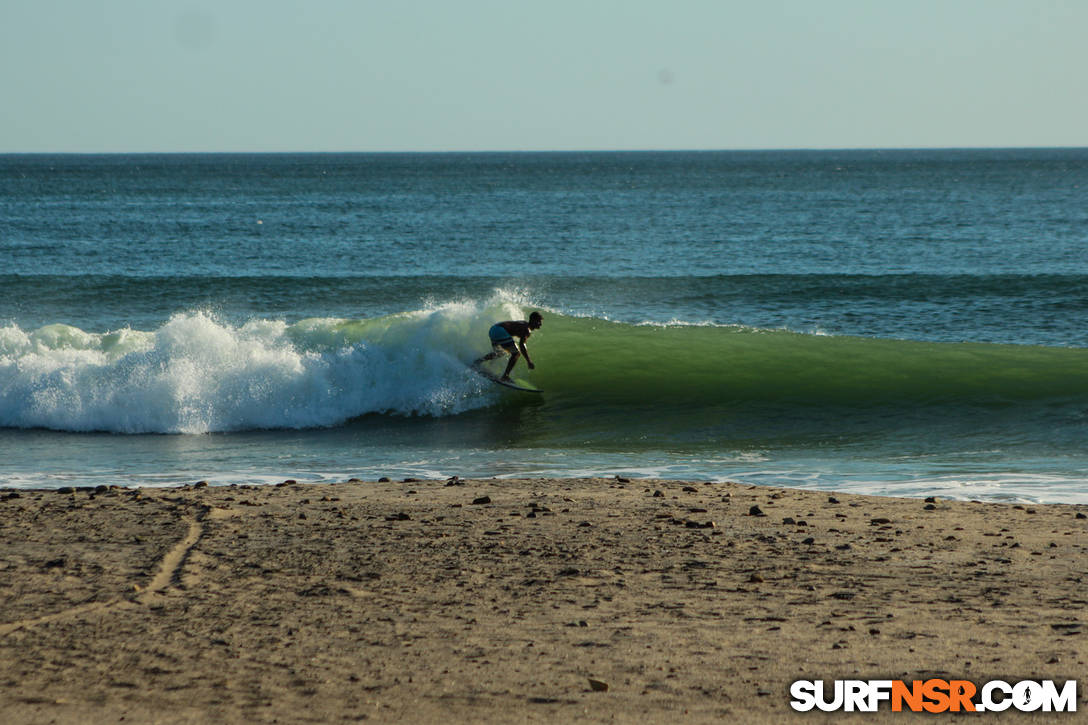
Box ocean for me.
[2,149,1086,502]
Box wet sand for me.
[1,477,1086,723]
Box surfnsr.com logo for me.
[790,679,1078,713]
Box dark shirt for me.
[498,320,532,341]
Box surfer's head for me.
[529,311,543,329]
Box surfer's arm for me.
[519,340,534,369]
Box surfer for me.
[474,312,543,382]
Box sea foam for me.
[0,299,526,434]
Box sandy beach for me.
[1,477,1085,723]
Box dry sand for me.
[0,477,1085,723]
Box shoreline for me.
[1,477,1086,723]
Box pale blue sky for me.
[2,0,1086,152]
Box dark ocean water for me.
[2,150,1086,501]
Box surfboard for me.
[470,365,542,393]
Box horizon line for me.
[3,144,1087,156]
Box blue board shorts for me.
[488,324,516,351]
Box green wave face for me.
[453,314,1087,451]
[528,315,1088,407]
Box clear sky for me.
[2,0,1086,153]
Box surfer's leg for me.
[473,349,502,366]
[474,341,512,367]
[501,350,520,381]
